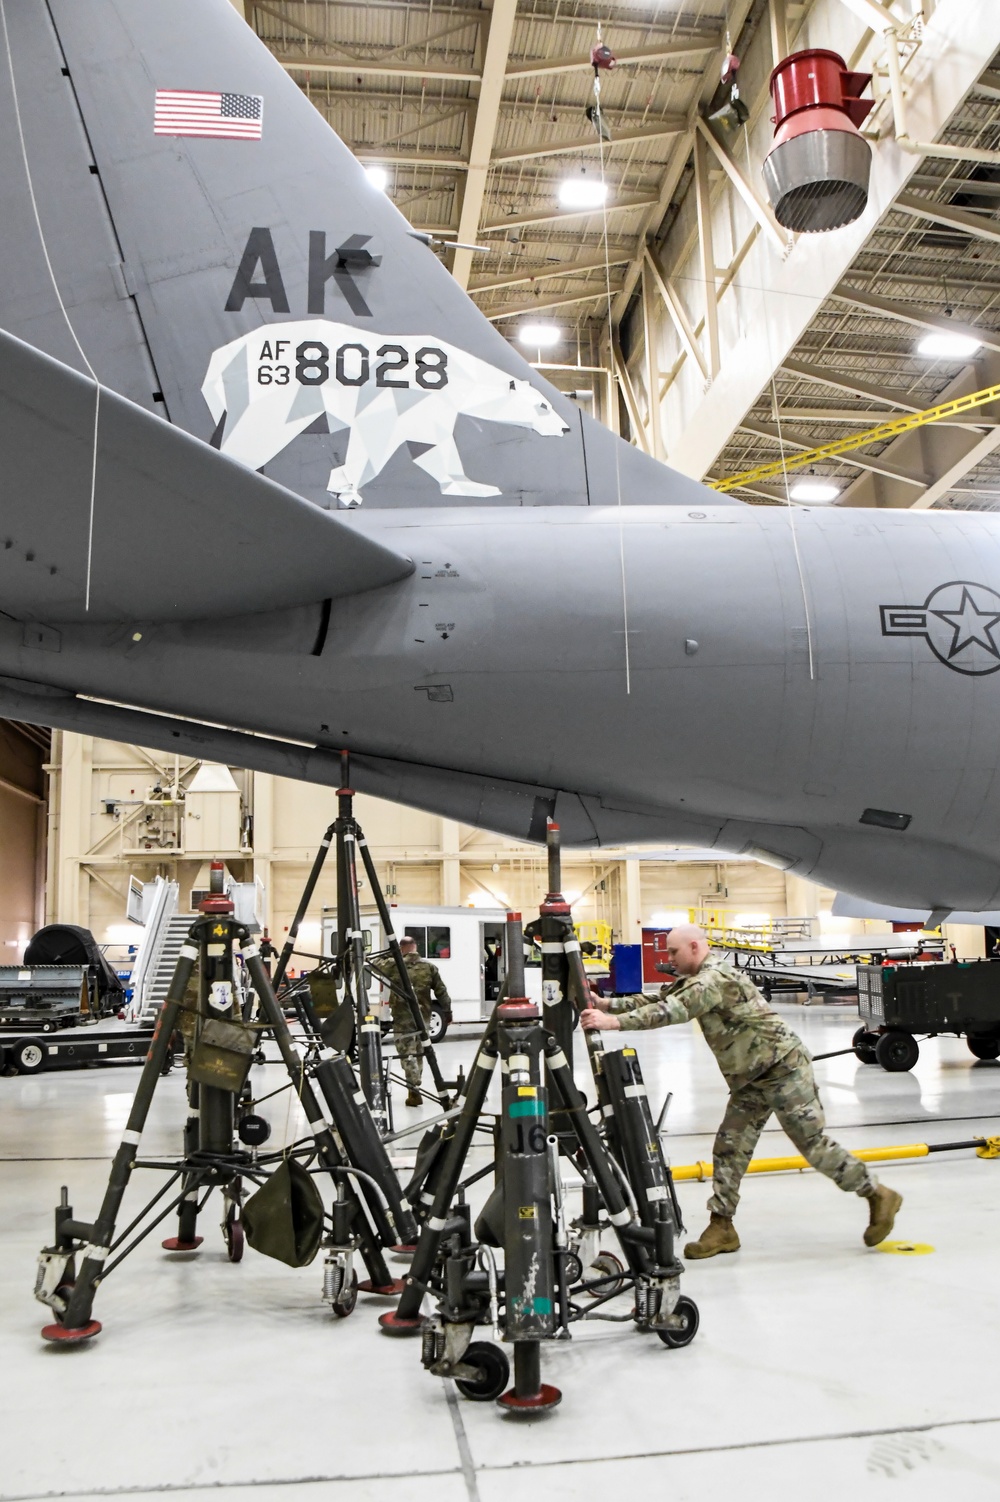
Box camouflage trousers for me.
[707,1047,875,1218]
[391,1000,431,1088]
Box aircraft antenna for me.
[592,25,631,695]
[1,0,101,615]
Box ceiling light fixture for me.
[916,331,981,359]
[558,173,608,209]
[363,165,389,192]
[790,480,840,503]
[518,323,561,348]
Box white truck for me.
[320,903,520,1039]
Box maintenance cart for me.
[855,959,1000,1071]
[0,965,95,1032]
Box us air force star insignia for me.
[880,581,1000,675]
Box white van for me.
[320,904,530,1039]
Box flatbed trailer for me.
[0,1021,165,1076]
[717,933,943,1004]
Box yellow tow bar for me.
[672,1135,1000,1182]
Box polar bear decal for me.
[202,320,569,506]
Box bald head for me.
[400,936,418,954]
[665,924,710,976]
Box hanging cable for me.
[593,24,631,695]
[732,94,815,682]
[1,0,101,613]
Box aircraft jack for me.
[270,751,454,1127]
[34,864,417,1343]
[379,893,697,1415]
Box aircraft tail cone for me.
[762,49,873,232]
[41,1319,102,1344]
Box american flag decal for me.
[154,90,263,139]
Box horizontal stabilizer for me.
[0,328,413,622]
[832,892,998,925]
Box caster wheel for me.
[224,1211,244,1263]
[591,1250,626,1296]
[455,1341,510,1401]
[875,1030,919,1072]
[332,1270,358,1318]
[968,1034,1000,1061]
[852,1026,879,1064]
[656,1295,700,1349]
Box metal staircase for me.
[126,878,194,1022]
[138,913,195,1022]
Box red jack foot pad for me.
[41,1320,102,1344]
[161,1236,204,1251]
[391,1244,417,1255]
[358,1277,405,1295]
[497,1383,562,1415]
[378,1310,423,1337]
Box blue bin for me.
[610,944,642,995]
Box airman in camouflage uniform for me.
[581,925,902,1256]
[395,937,451,1105]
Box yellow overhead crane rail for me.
[708,379,1000,493]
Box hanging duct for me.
[762,49,874,233]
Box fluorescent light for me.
[790,480,840,503]
[558,175,608,209]
[648,910,691,928]
[364,165,389,192]
[518,322,561,348]
[916,331,980,359]
[572,390,594,400]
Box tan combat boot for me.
[863,1184,903,1246]
[684,1213,740,1259]
[405,1089,423,1107]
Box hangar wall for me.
[44,731,801,955]
[0,722,48,959]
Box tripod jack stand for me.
[379,913,696,1413]
[35,874,415,1343]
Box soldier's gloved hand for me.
[581,1007,620,1031]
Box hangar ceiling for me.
[250,0,1000,511]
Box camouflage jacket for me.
[610,951,800,1090]
[401,953,451,1011]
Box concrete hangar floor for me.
[2,1003,998,1502]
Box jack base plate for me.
[358,1278,405,1295]
[41,1319,102,1344]
[497,1383,562,1415]
[378,1310,423,1336]
[162,1236,204,1251]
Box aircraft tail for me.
[0,0,723,513]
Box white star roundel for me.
[880,581,1000,675]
